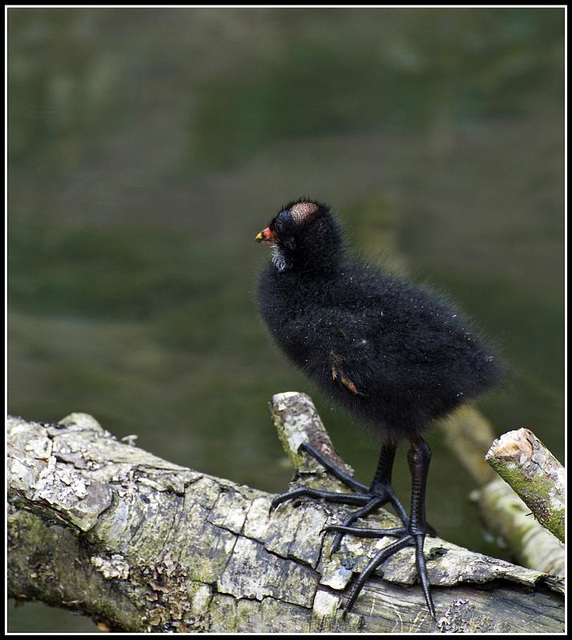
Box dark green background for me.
[8,7,564,632]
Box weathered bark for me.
[478,478,565,579]
[7,395,565,633]
[440,407,565,577]
[485,428,565,542]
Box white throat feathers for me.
[271,245,287,271]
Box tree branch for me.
[440,407,565,577]
[7,395,564,632]
[485,428,565,542]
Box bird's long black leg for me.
[369,441,409,525]
[329,436,436,619]
[406,435,435,618]
[329,441,408,553]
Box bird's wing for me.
[329,349,366,396]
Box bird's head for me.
[256,198,344,273]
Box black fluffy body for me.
[257,199,503,442]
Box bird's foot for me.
[325,485,410,554]
[325,522,436,619]
[270,443,410,553]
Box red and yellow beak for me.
[255,226,276,244]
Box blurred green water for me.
[8,7,564,632]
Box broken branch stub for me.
[485,428,565,542]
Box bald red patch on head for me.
[291,201,319,223]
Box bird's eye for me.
[274,220,284,233]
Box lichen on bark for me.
[7,400,565,633]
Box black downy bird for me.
[255,198,503,618]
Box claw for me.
[337,525,435,619]
[344,535,413,613]
[269,437,436,619]
[344,528,437,620]
[414,533,436,619]
[330,533,344,555]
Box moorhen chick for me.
[255,198,503,618]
